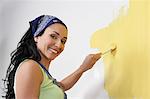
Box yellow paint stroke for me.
[90,0,150,99]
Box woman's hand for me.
[79,53,102,73]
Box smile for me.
[48,48,58,54]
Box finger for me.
[95,53,102,58]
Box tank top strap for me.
[36,61,67,99]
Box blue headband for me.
[29,15,67,37]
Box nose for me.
[55,40,63,51]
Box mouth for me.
[48,48,58,54]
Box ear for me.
[34,37,38,43]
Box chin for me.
[47,55,58,60]
[46,52,60,60]
[49,57,56,60]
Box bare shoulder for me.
[15,59,43,98]
[16,59,43,85]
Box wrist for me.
[77,65,85,74]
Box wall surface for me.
[91,0,150,98]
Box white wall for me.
[0,0,128,99]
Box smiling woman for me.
[3,15,101,99]
[34,23,68,61]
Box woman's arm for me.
[15,60,43,99]
[60,53,101,91]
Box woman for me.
[3,15,101,99]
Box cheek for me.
[60,49,64,53]
[46,39,55,46]
[37,38,49,50]
[36,41,44,51]
[57,46,64,55]
[60,46,65,52]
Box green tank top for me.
[38,64,64,99]
[14,59,64,99]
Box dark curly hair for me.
[2,26,44,99]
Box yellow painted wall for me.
[90,0,150,98]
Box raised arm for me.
[59,53,101,91]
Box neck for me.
[39,51,51,70]
[40,59,51,70]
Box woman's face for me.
[35,23,68,61]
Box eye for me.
[61,39,67,44]
[50,34,58,40]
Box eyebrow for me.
[53,31,67,39]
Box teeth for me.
[49,48,58,54]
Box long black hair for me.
[2,15,67,99]
[2,26,44,99]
